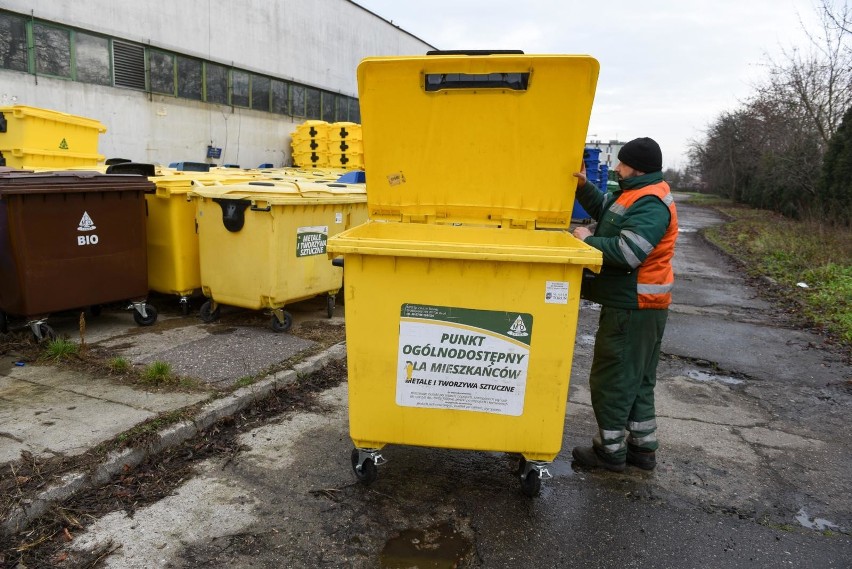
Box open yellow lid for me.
[357,54,599,229]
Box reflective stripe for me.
[600,428,625,441]
[662,193,674,206]
[618,237,642,268]
[627,419,657,432]
[622,230,654,254]
[609,203,628,215]
[628,432,657,445]
[602,195,614,211]
[637,282,673,294]
[602,441,626,453]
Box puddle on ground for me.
[795,508,839,531]
[685,369,743,386]
[380,522,472,569]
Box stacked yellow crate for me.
[290,120,330,167]
[327,122,364,170]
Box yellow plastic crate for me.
[327,152,364,170]
[0,106,106,169]
[329,122,363,141]
[292,151,329,168]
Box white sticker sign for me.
[397,303,533,416]
[545,281,569,304]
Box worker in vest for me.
[570,137,679,472]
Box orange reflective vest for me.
[613,182,678,308]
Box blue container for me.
[583,147,602,161]
[336,170,366,184]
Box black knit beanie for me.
[617,137,662,173]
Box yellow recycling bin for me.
[145,172,258,311]
[0,105,106,169]
[190,179,366,331]
[327,53,602,496]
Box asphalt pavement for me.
[1,195,850,568]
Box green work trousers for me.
[589,306,668,459]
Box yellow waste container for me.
[145,172,261,312]
[0,105,106,169]
[327,53,602,496]
[190,179,367,331]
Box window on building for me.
[113,41,145,90]
[75,32,110,85]
[321,93,336,122]
[348,98,361,123]
[177,56,202,100]
[148,50,175,95]
[336,96,349,122]
[251,74,270,111]
[34,22,71,78]
[291,84,306,117]
[306,87,321,119]
[231,69,249,107]
[205,62,228,104]
[0,12,28,72]
[271,80,289,114]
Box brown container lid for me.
[0,170,155,194]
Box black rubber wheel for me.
[36,323,57,343]
[180,301,191,316]
[521,469,541,498]
[0,310,7,334]
[89,304,102,317]
[271,312,293,333]
[516,456,527,476]
[199,300,220,323]
[351,448,378,485]
[326,294,335,318]
[133,305,158,326]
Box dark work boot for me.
[571,446,626,472]
[626,445,657,470]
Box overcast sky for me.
[353,0,826,169]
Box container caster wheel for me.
[520,469,541,497]
[271,311,293,333]
[199,300,220,323]
[351,448,378,484]
[180,298,191,316]
[32,323,56,343]
[0,310,7,334]
[326,294,335,318]
[133,305,158,326]
[518,457,550,498]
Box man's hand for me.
[573,226,592,241]
[572,161,587,189]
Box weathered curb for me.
[1,342,347,537]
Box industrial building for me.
[0,1,433,167]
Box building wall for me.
[0,0,434,167]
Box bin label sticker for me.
[296,225,328,257]
[335,212,343,224]
[77,212,96,231]
[59,138,69,150]
[397,303,532,416]
[387,171,406,187]
[76,211,99,246]
[545,281,569,304]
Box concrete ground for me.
[1,195,850,567]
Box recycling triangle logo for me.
[59,138,69,150]
[507,315,529,337]
[77,211,96,231]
